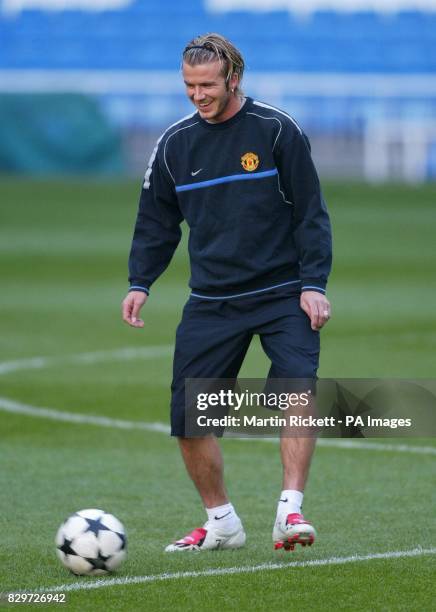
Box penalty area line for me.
[45,547,436,593]
[1,396,436,456]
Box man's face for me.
[182,60,239,123]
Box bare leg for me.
[178,435,228,508]
[280,393,318,491]
[280,436,316,491]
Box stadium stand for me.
[1,3,436,72]
[1,0,436,178]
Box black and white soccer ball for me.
[55,508,127,576]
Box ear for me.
[229,72,239,93]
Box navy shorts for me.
[170,289,320,436]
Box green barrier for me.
[0,94,124,176]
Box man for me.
[122,33,332,552]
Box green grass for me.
[0,178,435,610]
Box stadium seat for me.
[1,2,435,72]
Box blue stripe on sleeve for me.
[129,285,149,294]
[301,286,326,294]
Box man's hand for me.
[122,291,148,328]
[300,291,331,331]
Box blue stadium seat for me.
[1,2,435,73]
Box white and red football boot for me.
[165,519,246,552]
[273,513,316,551]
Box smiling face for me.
[182,60,240,124]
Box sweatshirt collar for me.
[197,97,253,130]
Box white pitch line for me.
[0,345,173,375]
[45,547,436,593]
[1,397,435,456]
[0,397,170,434]
[299,438,436,456]
[1,348,435,456]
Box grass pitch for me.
[0,178,435,611]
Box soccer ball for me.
[55,508,127,576]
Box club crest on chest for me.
[241,152,259,172]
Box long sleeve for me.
[275,127,332,294]
[128,152,183,293]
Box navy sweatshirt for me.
[128,97,332,299]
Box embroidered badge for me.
[241,152,259,172]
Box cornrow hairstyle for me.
[182,33,245,96]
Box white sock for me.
[205,502,240,530]
[276,489,304,517]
